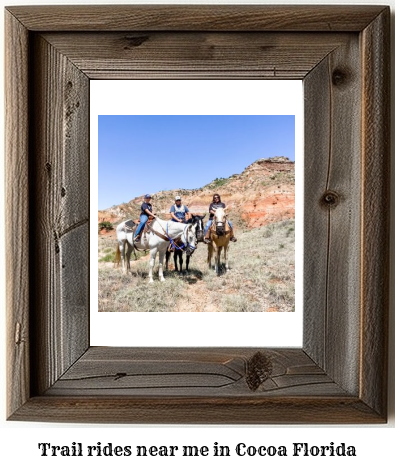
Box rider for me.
[170,195,190,223]
[204,193,237,243]
[134,194,155,241]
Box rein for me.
[132,221,170,254]
[166,223,195,252]
[167,224,186,251]
[146,223,169,242]
[147,219,195,253]
[131,220,168,253]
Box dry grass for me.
[98,219,295,312]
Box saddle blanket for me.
[125,220,136,230]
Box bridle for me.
[165,222,197,254]
[213,212,228,236]
[181,224,197,254]
[194,217,205,242]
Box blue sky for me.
[98,115,294,209]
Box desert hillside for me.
[98,156,295,230]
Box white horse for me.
[207,207,231,275]
[115,217,197,282]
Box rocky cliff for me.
[98,156,295,230]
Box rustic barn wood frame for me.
[5,5,389,424]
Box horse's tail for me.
[114,243,121,267]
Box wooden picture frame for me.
[5,5,389,423]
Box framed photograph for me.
[5,5,389,423]
[92,80,303,348]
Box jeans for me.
[205,219,232,236]
[135,214,148,237]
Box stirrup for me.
[204,238,210,244]
[230,236,237,242]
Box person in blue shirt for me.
[134,194,155,241]
[170,195,190,223]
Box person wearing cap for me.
[134,194,155,241]
[170,195,190,223]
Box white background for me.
[1,1,394,469]
[90,79,304,347]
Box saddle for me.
[140,216,155,239]
[124,220,136,231]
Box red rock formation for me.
[242,192,295,228]
[98,157,295,229]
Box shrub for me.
[98,221,113,232]
[99,252,115,263]
[212,177,229,188]
[262,228,273,238]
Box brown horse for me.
[207,207,231,275]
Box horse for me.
[165,215,206,272]
[207,207,231,275]
[115,217,197,282]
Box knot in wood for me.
[123,35,149,48]
[332,68,348,87]
[246,351,273,391]
[321,190,340,207]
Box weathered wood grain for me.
[46,347,344,397]
[325,38,362,394]
[5,5,386,32]
[59,225,89,368]
[42,32,351,80]
[9,395,384,424]
[304,36,362,395]
[303,56,332,369]
[5,5,389,424]
[360,9,390,418]
[29,35,90,395]
[5,10,30,418]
